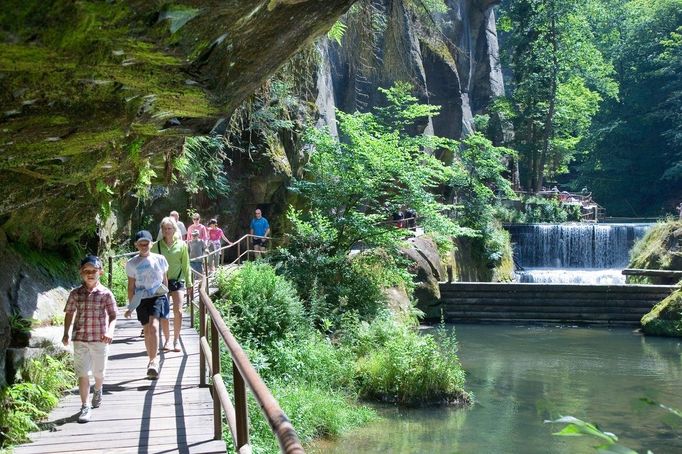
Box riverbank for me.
[312,324,682,453]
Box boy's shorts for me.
[73,341,109,378]
[137,295,167,325]
[190,261,203,277]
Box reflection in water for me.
[311,325,682,454]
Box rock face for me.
[631,220,682,336]
[399,235,448,319]
[0,0,355,249]
[327,0,504,157]
[0,240,72,386]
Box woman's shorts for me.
[73,341,109,378]
[137,295,168,325]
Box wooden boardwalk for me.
[13,309,226,454]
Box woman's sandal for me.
[162,341,171,352]
[173,339,181,352]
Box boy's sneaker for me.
[91,389,102,408]
[78,405,91,423]
[147,361,159,379]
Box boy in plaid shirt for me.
[62,255,117,423]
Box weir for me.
[508,223,651,284]
[438,223,675,324]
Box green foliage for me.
[255,332,356,390]
[8,314,33,335]
[234,382,376,453]
[0,352,75,448]
[451,132,516,230]
[109,257,130,307]
[498,0,617,192]
[177,136,231,199]
[327,20,347,45]
[571,0,682,215]
[214,262,306,348]
[545,416,638,453]
[213,262,468,451]
[351,314,468,406]
[269,210,413,329]
[293,83,464,255]
[495,195,582,224]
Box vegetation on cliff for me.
[628,219,682,337]
[641,290,682,337]
[628,220,682,284]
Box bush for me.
[214,262,306,347]
[231,383,376,453]
[0,352,75,448]
[109,257,129,306]
[351,314,468,406]
[268,224,389,329]
[258,332,356,390]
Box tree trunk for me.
[537,0,559,193]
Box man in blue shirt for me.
[249,208,271,254]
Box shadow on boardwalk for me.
[13,310,226,454]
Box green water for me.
[312,325,682,453]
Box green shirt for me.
[154,238,192,286]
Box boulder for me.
[628,221,682,284]
[401,235,446,318]
[641,289,682,337]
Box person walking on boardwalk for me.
[249,208,270,254]
[170,210,187,238]
[125,230,169,379]
[207,218,232,273]
[186,213,208,242]
[62,255,117,423]
[155,217,191,353]
[188,229,207,302]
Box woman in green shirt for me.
[155,217,191,352]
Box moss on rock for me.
[1,0,359,253]
[628,220,682,284]
[641,289,682,337]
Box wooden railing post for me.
[199,284,207,388]
[108,256,113,289]
[211,319,222,440]
[237,240,241,265]
[234,361,249,450]
[189,286,194,327]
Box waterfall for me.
[507,223,652,284]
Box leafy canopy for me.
[292,82,464,254]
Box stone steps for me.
[437,282,676,325]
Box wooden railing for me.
[193,236,304,454]
[106,235,303,453]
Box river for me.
[312,324,682,453]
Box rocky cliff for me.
[325,0,504,157]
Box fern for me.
[327,20,347,46]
